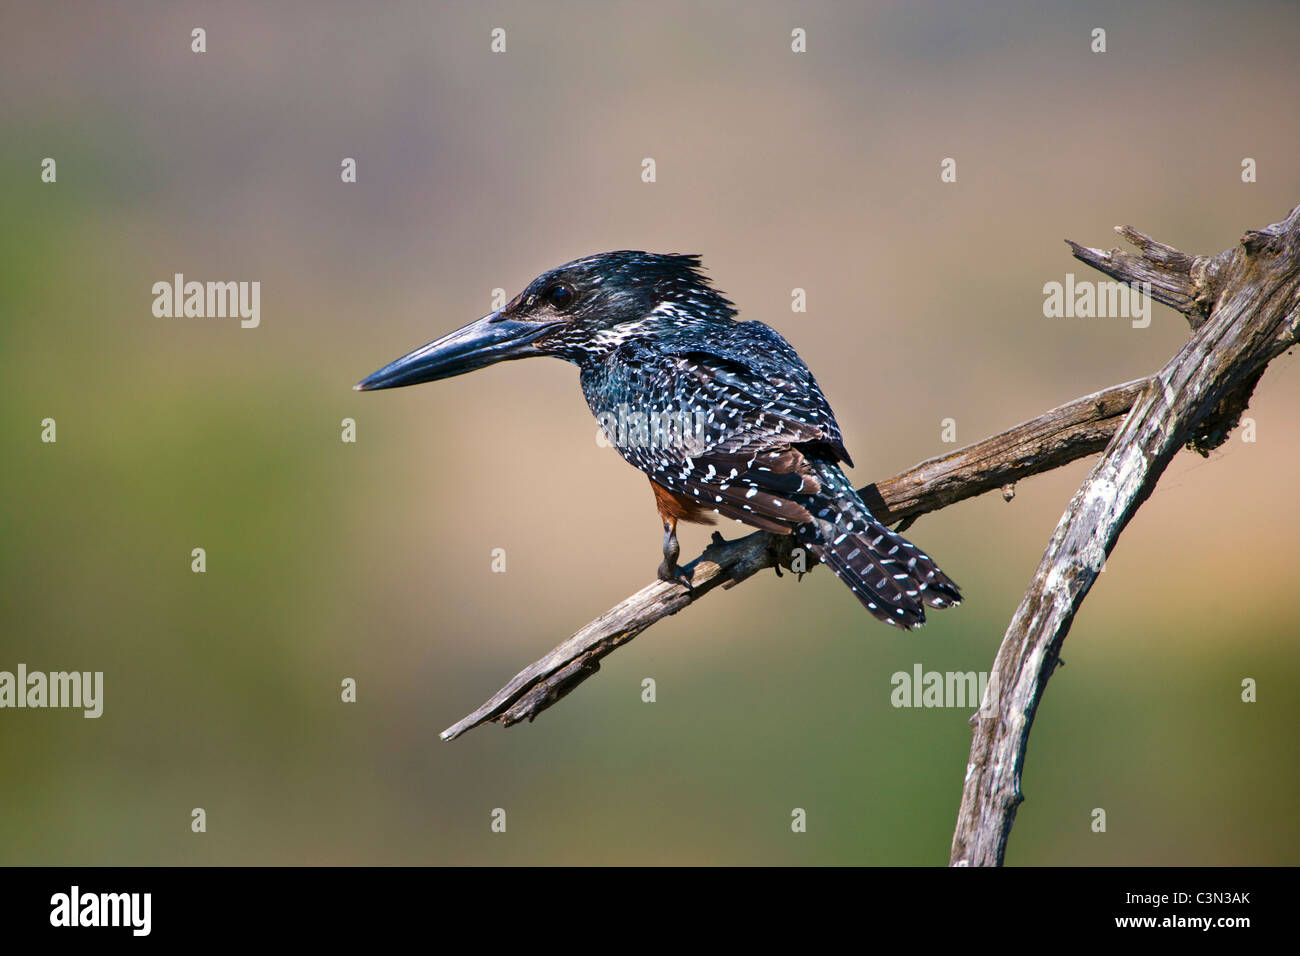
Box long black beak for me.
[354,311,560,391]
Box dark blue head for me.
[355,251,736,390]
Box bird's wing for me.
[660,321,852,460]
[608,324,853,532]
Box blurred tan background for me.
[1,0,1297,864]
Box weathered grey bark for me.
[950,205,1300,866]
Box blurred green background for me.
[2,1,1298,865]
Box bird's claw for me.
[658,561,693,590]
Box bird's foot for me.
[657,559,694,589]
[659,519,692,589]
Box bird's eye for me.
[547,284,574,309]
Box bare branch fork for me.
[950,205,1300,866]
[440,206,1300,865]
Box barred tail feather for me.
[798,465,961,629]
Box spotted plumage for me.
[357,251,961,629]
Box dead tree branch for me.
[441,377,1147,740]
[949,204,1300,866]
[445,205,1298,871]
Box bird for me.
[355,251,960,629]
